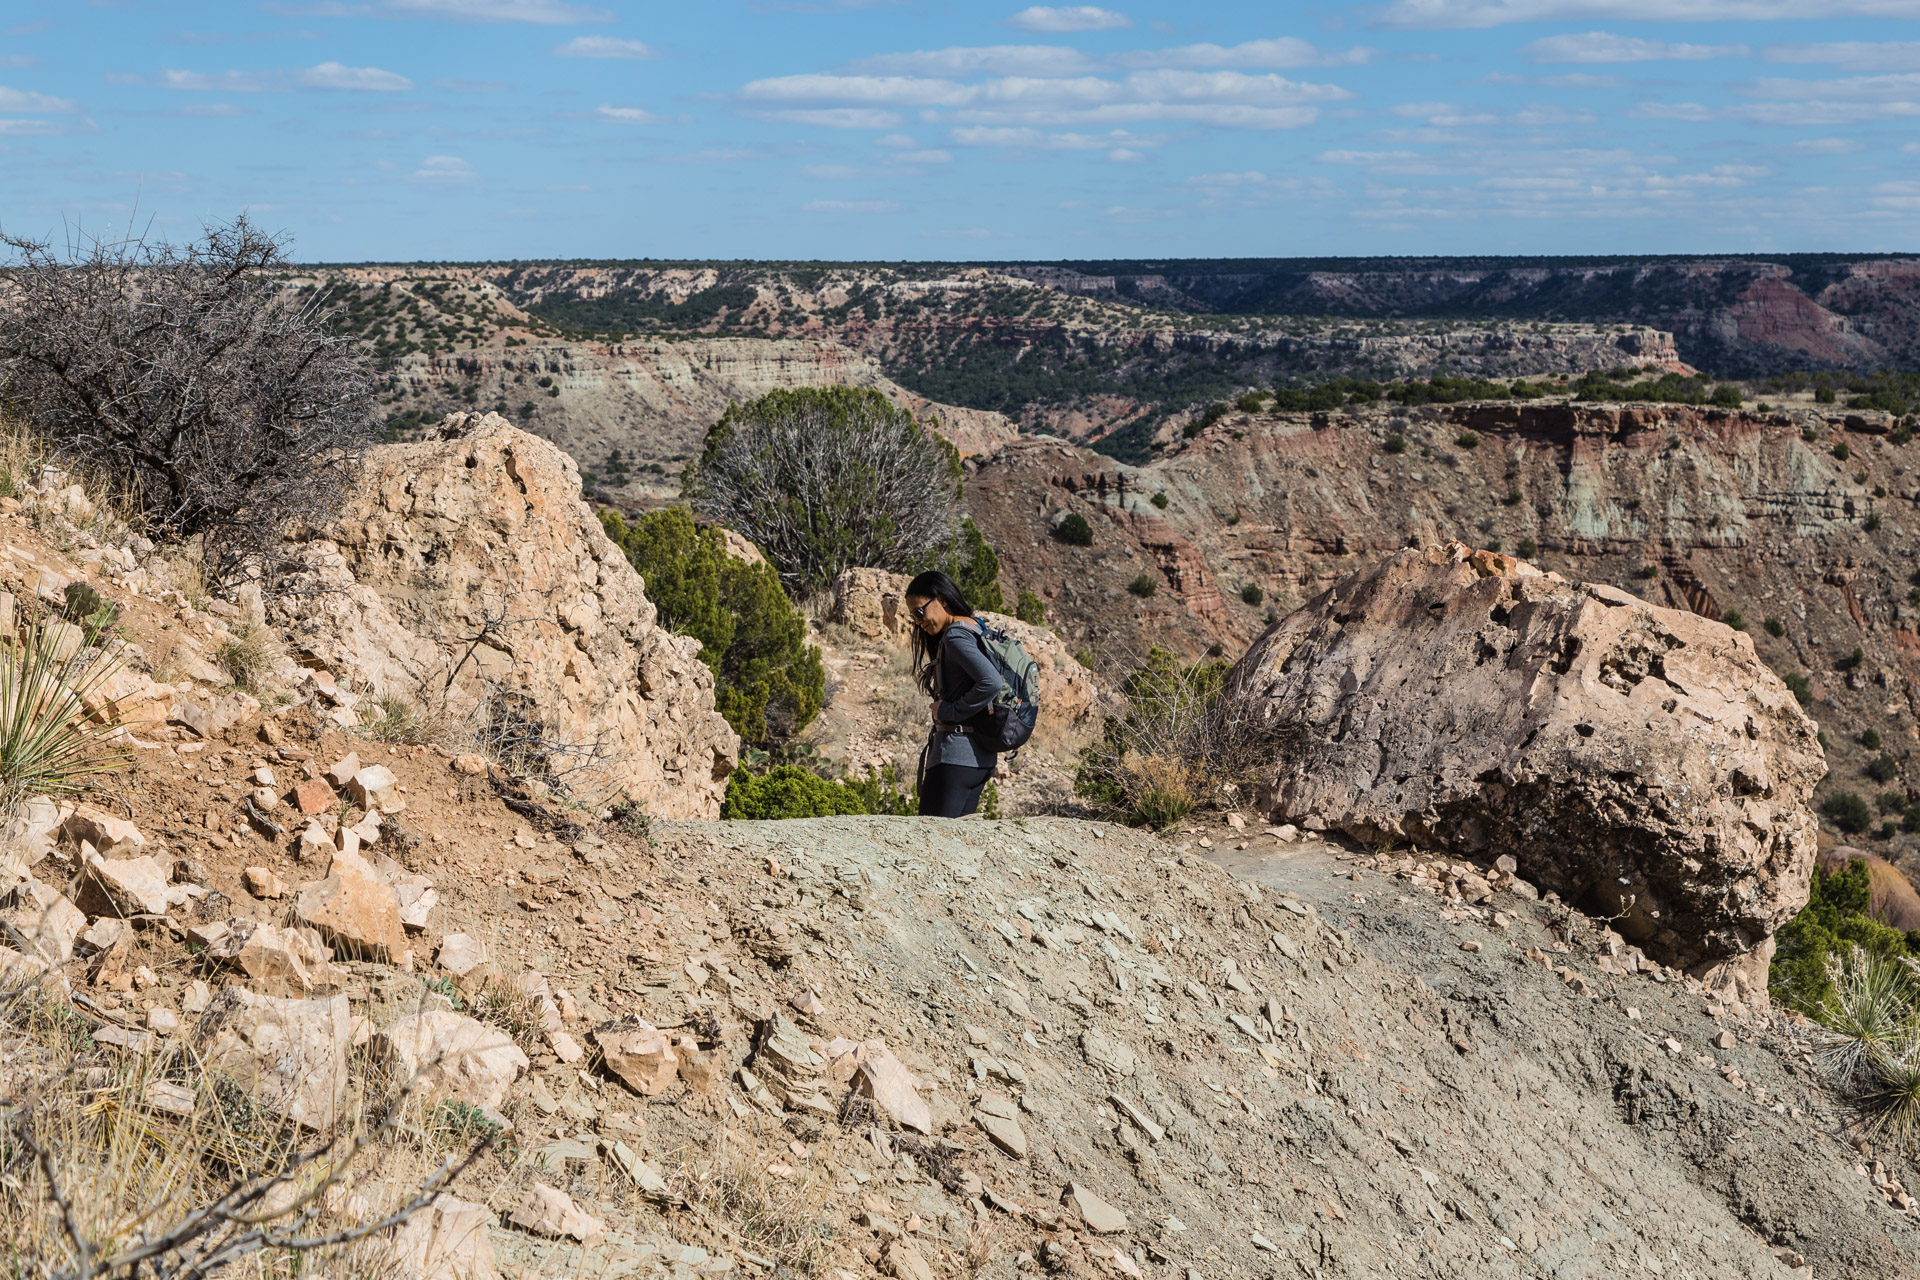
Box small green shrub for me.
[1878,790,1909,815]
[1384,433,1407,454]
[979,780,1001,820]
[1484,540,1501,553]
[1833,441,1851,461]
[1073,648,1094,669]
[1502,488,1522,506]
[1517,537,1537,558]
[1455,431,1480,449]
[1636,564,1658,580]
[1866,513,1883,532]
[1840,646,1865,671]
[1772,857,1920,1017]
[1868,754,1900,784]
[1765,617,1785,638]
[1241,583,1264,606]
[1863,728,1883,750]
[1150,491,1169,509]
[1824,791,1875,833]
[1056,512,1094,546]
[721,765,873,820]
[1817,385,1837,404]
[1710,384,1743,408]
[1127,574,1158,598]
[1014,589,1046,626]
[1783,671,1813,707]
[1234,391,1265,413]
[215,625,278,695]
[1722,609,1745,631]
[602,507,823,745]
[1803,428,1821,443]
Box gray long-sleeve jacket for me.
[930,621,1002,768]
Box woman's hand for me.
[929,700,940,723]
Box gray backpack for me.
[971,619,1040,752]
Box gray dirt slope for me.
[609,814,1918,1280]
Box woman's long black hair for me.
[905,569,974,699]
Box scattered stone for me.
[1063,1182,1128,1234]
[325,753,362,788]
[3,878,84,963]
[1081,1029,1139,1077]
[167,700,211,738]
[1461,940,1482,953]
[1714,1030,1737,1050]
[854,1043,932,1134]
[883,1240,934,1280]
[75,855,172,918]
[210,919,346,998]
[437,933,488,978]
[79,916,129,956]
[244,867,289,899]
[374,1010,530,1110]
[790,989,826,1018]
[508,1183,603,1242]
[172,856,211,884]
[601,1138,674,1200]
[182,979,211,1015]
[294,846,408,962]
[209,692,262,737]
[451,753,489,776]
[196,988,353,1129]
[94,1025,156,1052]
[293,781,337,816]
[148,1006,180,1036]
[385,1194,499,1280]
[349,764,398,809]
[595,1023,681,1095]
[975,1094,1028,1159]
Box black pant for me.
[919,762,995,818]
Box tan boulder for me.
[293,846,407,962]
[195,988,353,1129]
[210,919,345,997]
[75,855,172,918]
[374,1010,529,1110]
[270,413,738,817]
[592,1022,679,1095]
[63,804,146,852]
[244,867,289,899]
[385,1194,498,1280]
[436,933,487,977]
[1219,542,1824,993]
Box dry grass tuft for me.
[664,1126,836,1275]
[214,624,279,695]
[1811,948,1920,1152]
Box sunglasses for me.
[909,601,931,620]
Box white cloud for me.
[1005,6,1130,32]
[1481,71,1626,87]
[412,154,477,181]
[154,63,410,91]
[888,148,954,163]
[951,125,1161,149]
[1378,1,1920,27]
[1317,149,1422,163]
[1766,42,1920,73]
[1525,32,1747,62]
[299,61,413,90]
[753,108,903,128]
[1185,170,1267,185]
[0,118,73,135]
[874,133,919,148]
[175,103,256,117]
[1628,100,1716,119]
[0,55,38,69]
[741,74,977,108]
[595,103,664,122]
[553,36,656,59]
[1791,136,1865,153]
[1114,38,1373,68]
[385,0,611,22]
[804,199,901,212]
[0,85,79,112]
[847,46,1097,77]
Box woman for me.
[904,569,1001,818]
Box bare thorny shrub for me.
[1074,644,1277,829]
[0,978,495,1280]
[0,215,373,590]
[663,1125,835,1274]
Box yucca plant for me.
[1856,1040,1920,1150]
[0,611,131,812]
[1816,948,1919,1087]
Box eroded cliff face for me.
[385,336,1017,471]
[966,399,1920,879]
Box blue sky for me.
[3,1,1919,261]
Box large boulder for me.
[373,1010,530,1111]
[1220,542,1824,992]
[272,413,737,817]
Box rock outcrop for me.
[1220,542,1825,993]
[274,413,737,817]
